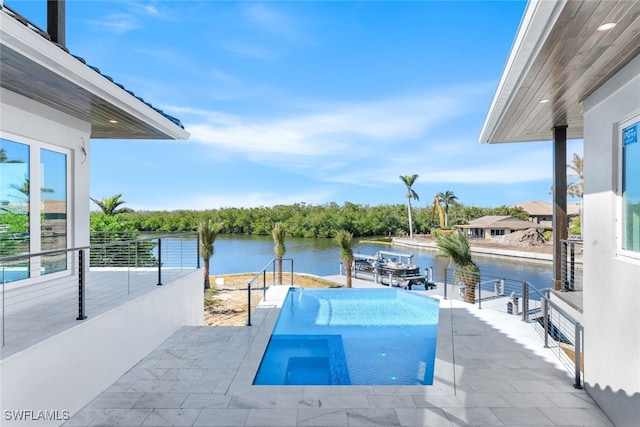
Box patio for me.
[63,277,612,427]
[1,267,198,358]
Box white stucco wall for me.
[1,89,91,310]
[0,270,203,427]
[1,88,91,250]
[582,54,640,427]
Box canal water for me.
[161,234,553,291]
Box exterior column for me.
[47,0,66,47]
[552,125,568,291]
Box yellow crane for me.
[430,193,452,235]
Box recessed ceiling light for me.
[597,22,616,31]
[108,119,118,124]
[540,99,550,104]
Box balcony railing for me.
[561,237,583,291]
[0,232,200,353]
[442,267,583,388]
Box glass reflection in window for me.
[40,149,67,275]
[622,121,640,253]
[0,139,30,282]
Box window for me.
[0,138,69,282]
[621,117,640,254]
[40,149,67,275]
[0,139,30,282]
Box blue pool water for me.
[253,288,440,386]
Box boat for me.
[352,250,435,290]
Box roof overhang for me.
[480,0,640,144]
[0,7,190,140]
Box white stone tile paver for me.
[296,408,348,426]
[63,279,613,427]
[140,408,201,427]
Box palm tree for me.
[436,230,479,304]
[438,190,459,227]
[272,222,286,285]
[567,153,584,235]
[90,194,133,215]
[198,219,224,290]
[334,229,354,288]
[399,174,419,238]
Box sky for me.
[10,0,583,211]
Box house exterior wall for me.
[1,88,91,248]
[582,54,640,427]
[1,89,90,308]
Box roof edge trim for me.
[479,0,567,144]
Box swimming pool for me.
[253,288,440,386]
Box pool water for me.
[253,288,440,386]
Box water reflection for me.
[164,234,553,291]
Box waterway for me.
[163,234,554,291]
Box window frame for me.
[617,113,640,261]
[0,133,72,284]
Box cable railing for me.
[246,258,294,326]
[0,232,200,350]
[561,237,583,291]
[443,267,583,388]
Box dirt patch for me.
[414,234,553,255]
[204,273,341,326]
[492,228,548,247]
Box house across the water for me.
[457,215,545,239]
[516,200,580,227]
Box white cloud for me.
[167,84,560,190]
[181,88,476,157]
[88,13,140,34]
[243,3,305,39]
[216,41,274,60]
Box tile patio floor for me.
[63,277,612,427]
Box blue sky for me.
[11,0,583,211]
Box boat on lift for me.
[352,250,435,290]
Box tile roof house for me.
[516,200,580,226]
[456,215,544,239]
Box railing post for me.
[157,239,162,286]
[196,232,201,269]
[477,274,482,309]
[522,282,529,322]
[2,267,6,346]
[263,269,266,300]
[77,250,87,320]
[444,269,448,300]
[247,282,252,326]
[290,259,294,287]
[543,296,549,348]
[574,322,583,389]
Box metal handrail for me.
[1,232,200,347]
[0,231,198,263]
[443,266,583,387]
[246,257,294,326]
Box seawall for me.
[392,237,554,265]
